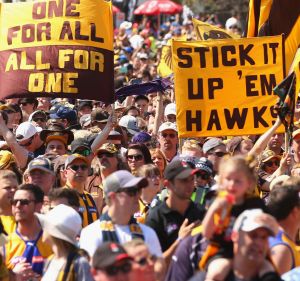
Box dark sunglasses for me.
[136,255,157,266]
[264,160,280,167]
[196,173,210,180]
[98,152,115,159]
[161,133,176,139]
[76,149,92,157]
[33,117,46,122]
[19,136,34,147]
[105,262,132,276]
[127,154,143,161]
[210,151,227,157]
[69,164,88,171]
[117,187,141,197]
[11,199,35,206]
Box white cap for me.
[120,21,132,30]
[36,204,82,245]
[137,53,148,60]
[15,122,38,142]
[119,115,140,135]
[233,209,278,236]
[158,122,178,133]
[225,17,239,30]
[164,103,176,116]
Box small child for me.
[200,155,266,281]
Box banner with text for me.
[0,0,114,103]
[172,35,285,137]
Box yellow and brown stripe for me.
[78,192,99,228]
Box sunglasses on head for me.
[76,149,91,157]
[196,172,210,180]
[69,164,88,171]
[264,159,280,167]
[117,187,141,197]
[11,199,35,206]
[161,133,176,139]
[127,154,143,161]
[98,152,115,159]
[104,262,132,276]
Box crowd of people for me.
[0,8,299,281]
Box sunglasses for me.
[33,117,46,122]
[161,133,176,139]
[196,173,210,180]
[136,255,157,266]
[127,154,143,161]
[117,187,141,197]
[264,160,280,167]
[98,152,115,159]
[69,164,88,171]
[76,149,91,157]
[104,262,132,276]
[19,136,34,147]
[209,151,227,157]
[11,199,35,206]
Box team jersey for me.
[4,229,52,275]
[0,216,16,235]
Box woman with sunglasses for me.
[125,143,153,175]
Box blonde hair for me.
[149,148,167,176]
[218,155,257,193]
[181,139,202,154]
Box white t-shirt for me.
[79,220,163,258]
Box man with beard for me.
[158,122,179,163]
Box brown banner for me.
[0,45,114,103]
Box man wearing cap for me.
[49,106,77,129]
[28,110,48,129]
[0,118,44,169]
[203,137,227,175]
[267,182,300,274]
[24,158,55,195]
[64,154,99,227]
[158,122,179,163]
[80,170,163,262]
[90,109,109,130]
[191,209,281,281]
[145,160,204,265]
[91,242,133,281]
[164,103,176,123]
[119,115,140,141]
[3,184,52,280]
[77,100,93,118]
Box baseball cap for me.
[50,106,77,122]
[97,143,118,155]
[36,204,82,245]
[164,103,176,116]
[164,160,199,181]
[70,138,90,153]
[78,100,93,111]
[103,170,148,196]
[28,110,47,122]
[27,158,55,175]
[91,109,109,123]
[158,122,178,133]
[195,157,213,175]
[15,122,38,142]
[119,115,140,135]
[202,138,224,154]
[233,209,278,236]
[131,132,151,144]
[92,242,132,269]
[79,114,91,128]
[261,150,281,163]
[64,154,89,169]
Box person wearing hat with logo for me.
[3,184,52,280]
[80,170,163,264]
[63,154,99,227]
[119,115,140,142]
[40,124,74,156]
[24,158,56,196]
[37,204,93,281]
[91,242,133,281]
[157,122,179,163]
[145,160,204,266]
[49,106,77,129]
[191,209,281,281]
